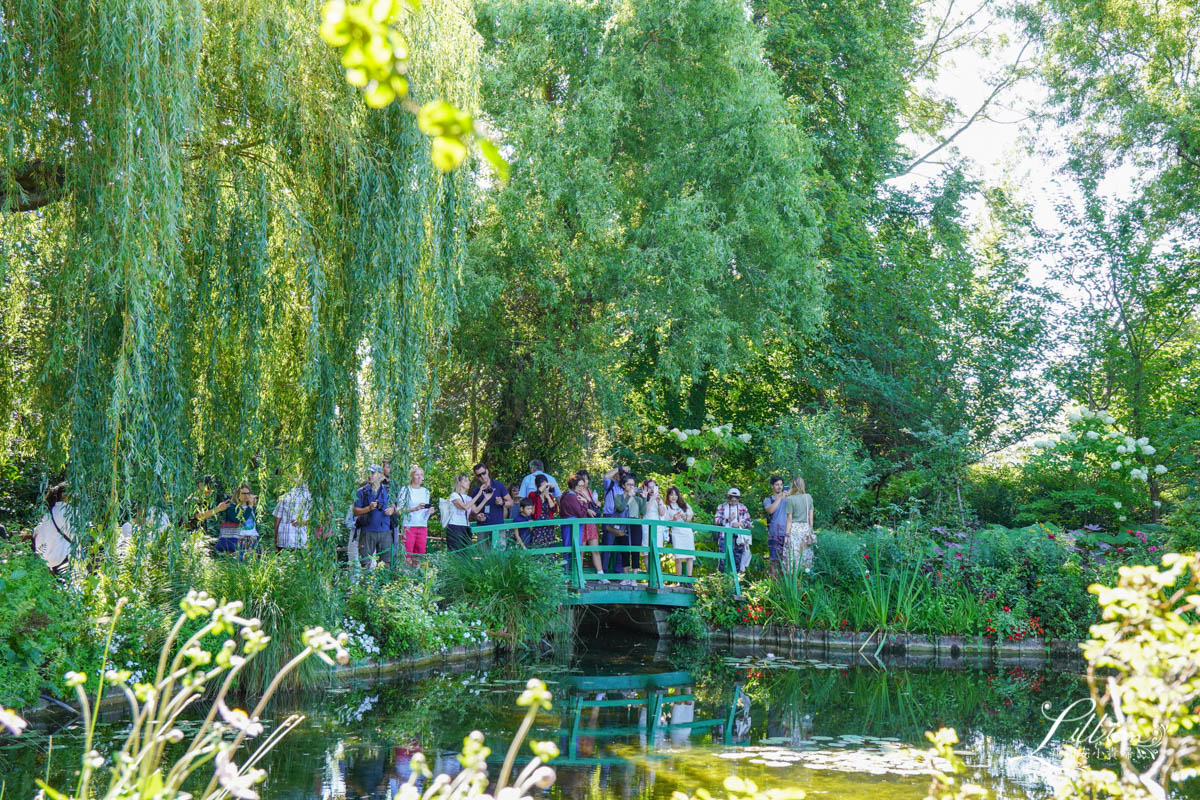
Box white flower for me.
[1155,464,1168,475]
[1081,409,1095,420]
[1136,437,1149,447]
[737,433,752,443]
[1141,445,1156,455]
[1113,501,1122,509]
[1116,445,1127,454]
[675,431,688,442]
[0,706,27,736]
[1118,515,1127,522]
[685,457,696,467]
[218,701,264,737]
[1123,436,1136,449]
[1087,431,1100,440]
[1067,410,1082,422]
[214,750,266,800]
[1101,414,1116,425]
[684,428,700,436]
[1153,500,1162,508]
[1062,431,1077,442]
[1131,469,1148,482]
[1111,461,1122,470]
[656,425,667,434]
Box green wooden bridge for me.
[472,517,747,607]
[486,670,749,767]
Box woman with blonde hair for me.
[784,476,816,574]
[399,465,432,566]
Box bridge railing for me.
[470,517,744,597]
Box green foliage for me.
[0,542,97,706]
[453,0,824,471]
[667,607,708,641]
[432,549,565,649]
[761,409,871,525]
[1020,0,1200,217]
[695,572,744,630]
[347,568,485,657]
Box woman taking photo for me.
[446,473,487,551]
[560,475,606,582]
[528,474,560,548]
[662,486,695,578]
[785,476,816,574]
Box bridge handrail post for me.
[724,529,741,595]
[490,527,502,551]
[571,521,585,589]
[647,523,663,590]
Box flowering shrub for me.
[348,573,489,657]
[1022,407,1167,525]
[695,572,745,629]
[648,419,755,513]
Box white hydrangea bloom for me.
[1153,500,1162,508]
[1113,501,1122,509]
[1081,409,1095,420]
[1087,431,1100,440]
[656,425,667,434]
[1119,515,1127,522]
[1155,464,1168,475]
[737,433,752,443]
[1123,436,1136,449]
[1136,437,1149,447]
[1141,445,1156,455]
[685,457,696,467]
[1101,414,1116,425]
[1116,445,1127,454]
[1067,410,1082,422]
[1111,461,1122,470]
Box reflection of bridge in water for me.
[492,670,748,768]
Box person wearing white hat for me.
[713,488,751,573]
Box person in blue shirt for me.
[354,465,396,567]
[517,459,561,499]
[512,496,537,547]
[599,465,631,576]
[763,476,788,577]
[468,462,513,530]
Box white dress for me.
[662,502,694,553]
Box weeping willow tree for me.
[0,0,478,537]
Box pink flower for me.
[1149,546,1158,552]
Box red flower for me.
[1003,605,1010,612]
[1047,533,1055,539]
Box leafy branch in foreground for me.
[35,591,349,800]
[320,0,509,180]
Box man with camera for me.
[353,465,396,567]
[468,462,513,544]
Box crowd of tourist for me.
[24,458,817,583]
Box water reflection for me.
[256,637,1096,800]
[9,636,1197,800]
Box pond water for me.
[5,634,1195,800]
